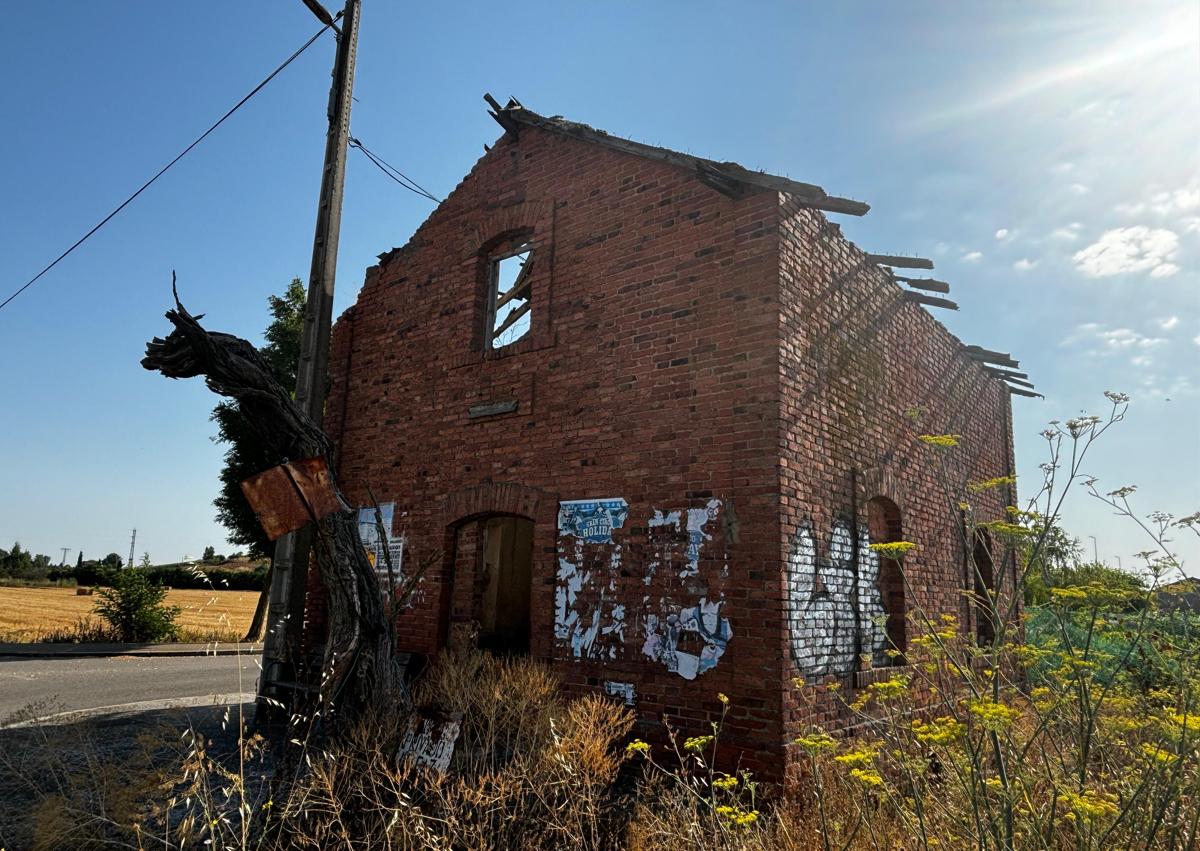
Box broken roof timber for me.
[902,291,958,311]
[1008,386,1044,399]
[866,254,935,269]
[484,95,870,216]
[965,345,1020,369]
[895,276,951,294]
[985,368,1030,381]
[987,371,1037,390]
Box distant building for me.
[305,99,1020,775]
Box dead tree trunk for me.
[142,288,397,730]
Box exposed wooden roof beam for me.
[485,95,870,216]
[894,276,950,294]
[866,254,934,269]
[902,291,958,310]
[965,345,1019,368]
[1008,386,1044,399]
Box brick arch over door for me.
[436,482,560,655]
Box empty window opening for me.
[867,497,907,663]
[972,531,997,646]
[487,243,534,349]
[477,516,534,655]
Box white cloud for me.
[962,250,983,262]
[1194,335,1200,347]
[1049,223,1083,242]
[1072,226,1180,278]
[1013,258,1038,271]
[1069,183,1090,195]
[1061,323,1167,354]
[995,228,1009,240]
[1159,316,1180,330]
[1097,328,1166,349]
[1182,216,1200,234]
[1115,182,1200,218]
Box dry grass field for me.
[0,585,259,643]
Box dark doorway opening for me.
[973,531,996,646]
[867,496,907,662]
[475,516,534,655]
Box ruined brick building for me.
[309,97,1024,774]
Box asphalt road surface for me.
[0,653,260,723]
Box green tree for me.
[101,552,124,570]
[93,570,180,642]
[202,545,216,563]
[211,277,305,558]
[76,551,83,570]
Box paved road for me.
[0,652,260,722]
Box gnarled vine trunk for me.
[142,289,396,730]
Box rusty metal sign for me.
[240,457,341,541]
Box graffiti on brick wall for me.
[785,518,888,678]
[556,499,628,660]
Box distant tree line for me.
[1,541,265,591]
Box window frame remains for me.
[485,241,535,350]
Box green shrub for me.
[93,570,181,642]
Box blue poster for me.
[558,498,629,544]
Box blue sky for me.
[1,1,1196,576]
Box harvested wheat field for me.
[0,585,259,643]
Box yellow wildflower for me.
[712,774,739,791]
[869,541,918,558]
[1056,789,1118,821]
[835,746,878,768]
[850,768,884,786]
[625,740,650,755]
[794,731,838,753]
[918,434,961,448]
[967,699,1018,731]
[684,735,714,753]
[967,475,1017,493]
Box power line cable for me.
[349,137,441,203]
[0,23,334,316]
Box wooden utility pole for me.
[259,0,361,713]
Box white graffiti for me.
[786,519,888,678]
[642,597,732,680]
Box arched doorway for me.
[447,514,534,655]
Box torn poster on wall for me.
[558,498,629,544]
[356,502,407,588]
[786,518,888,678]
[648,498,724,578]
[556,499,629,661]
[603,680,636,706]
[642,597,732,680]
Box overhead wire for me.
[349,137,442,203]
[0,22,335,316]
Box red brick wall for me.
[314,125,1018,776]
[320,125,788,771]
[775,197,1018,772]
